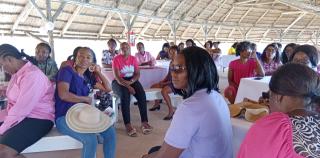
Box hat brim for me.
[66,103,112,133]
[245,108,268,122]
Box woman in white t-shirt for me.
[142,46,233,158]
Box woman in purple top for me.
[55,47,116,158]
[0,44,54,158]
[149,45,178,120]
[142,46,233,158]
[260,43,281,76]
[156,43,170,60]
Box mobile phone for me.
[254,77,263,80]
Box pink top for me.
[262,60,281,76]
[112,54,139,78]
[229,59,257,87]
[134,51,156,66]
[237,112,304,158]
[0,62,55,134]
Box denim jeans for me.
[55,116,116,158]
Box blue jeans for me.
[56,116,116,158]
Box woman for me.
[55,47,116,158]
[178,42,184,51]
[224,41,265,104]
[289,44,318,71]
[142,46,233,158]
[260,43,281,75]
[156,43,170,60]
[185,39,196,47]
[281,43,297,64]
[228,42,238,55]
[112,42,152,137]
[102,38,119,68]
[238,63,320,158]
[149,46,178,120]
[0,44,55,158]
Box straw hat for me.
[229,103,244,117]
[245,108,269,122]
[66,103,112,133]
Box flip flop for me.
[141,126,152,135]
[127,128,138,137]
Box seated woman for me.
[112,42,152,137]
[149,46,178,120]
[55,47,116,158]
[289,44,318,71]
[224,41,265,104]
[156,43,170,60]
[0,44,55,158]
[34,43,58,81]
[135,42,156,66]
[142,46,233,158]
[260,43,281,75]
[281,43,297,64]
[238,63,320,158]
[205,41,221,64]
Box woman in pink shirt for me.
[135,42,156,66]
[224,41,264,104]
[238,63,320,158]
[0,44,55,157]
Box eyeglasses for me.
[169,65,187,73]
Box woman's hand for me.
[84,96,92,105]
[92,64,102,73]
[128,86,136,95]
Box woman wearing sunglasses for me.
[238,63,320,158]
[142,46,233,158]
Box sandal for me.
[141,125,153,135]
[127,128,138,137]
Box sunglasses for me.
[169,65,187,73]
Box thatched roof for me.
[1,0,320,44]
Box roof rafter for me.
[282,12,306,34]
[12,2,33,33]
[52,2,66,21]
[29,0,47,21]
[181,0,216,37]
[130,0,148,28]
[139,0,170,38]
[61,6,82,36]
[98,0,121,38]
[297,15,317,37]
[207,0,228,21]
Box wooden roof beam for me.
[12,2,33,33]
[283,12,306,34]
[207,0,228,21]
[297,15,317,37]
[29,0,47,21]
[61,6,82,36]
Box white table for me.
[103,67,168,88]
[231,118,252,157]
[234,76,271,103]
